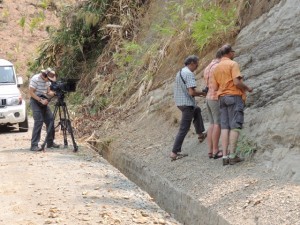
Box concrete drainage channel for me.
[98,147,230,225]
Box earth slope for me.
[95,0,300,224]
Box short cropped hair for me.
[184,55,199,66]
[221,44,235,55]
[216,48,223,59]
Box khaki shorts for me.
[206,99,220,124]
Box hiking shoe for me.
[30,146,43,151]
[47,142,60,148]
[229,156,244,165]
[223,158,229,166]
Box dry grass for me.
[69,0,267,138]
[80,0,149,90]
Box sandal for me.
[208,152,213,159]
[170,153,188,161]
[212,150,223,159]
[198,133,207,143]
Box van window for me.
[0,66,16,84]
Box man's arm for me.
[184,72,206,97]
[233,77,253,92]
[188,87,206,97]
[29,87,49,105]
[46,86,56,97]
[232,62,253,92]
[29,87,42,102]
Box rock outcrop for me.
[235,0,300,182]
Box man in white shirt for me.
[29,69,60,151]
[171,55,206,161]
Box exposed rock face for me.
[238,0,281,28]
[234,0,300,182]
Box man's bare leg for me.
[221,129,229,156]
[212,124,221,155]
[228,129,244,164]
[229,129,240,155]
[207,124,213,156]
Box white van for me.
[0,59,28,132]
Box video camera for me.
[50,78,79,95]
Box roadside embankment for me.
[95,111,300,225]
[88,1,300,224]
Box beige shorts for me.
[206,99,220,124]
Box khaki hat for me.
[46,67,55,75]
[45,68,56,82]
[41,69,47,74]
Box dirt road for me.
[0,120,181,225]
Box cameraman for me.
[29,69,60,151]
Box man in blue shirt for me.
[171,55,206,161]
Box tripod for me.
[41,93,78,152]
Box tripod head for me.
[55,90,66,104]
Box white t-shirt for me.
[29,74,50,97]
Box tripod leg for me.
[61,104,68,148]
[63,104,78,152]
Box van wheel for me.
[19,116,29,132]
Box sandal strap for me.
[213,150,223,159]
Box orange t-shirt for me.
[212,57,246,101]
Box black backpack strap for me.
[179,69,186,85]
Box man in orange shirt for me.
[211,44,253,165]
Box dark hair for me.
[221,44,235,55]
[216,48,223,59]
[40,70,47,78]
[184,55,199,66]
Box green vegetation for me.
[153,23,177,36]
[29,14,45,34]
[67,92,85,115]
[17,12,46,35]
[236,134,257,159]
[152,0,238,50]
[90,96,109,115]
[18,16,26,33]
[38,0,51,9]
[113,42,142,67]
[151,2,184,37]
[31,0,240,115]
[109,41,144,100]
[30,0,111,78]
[1,8,9,22]
[191,5,237,50]
[69,92,85,106]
